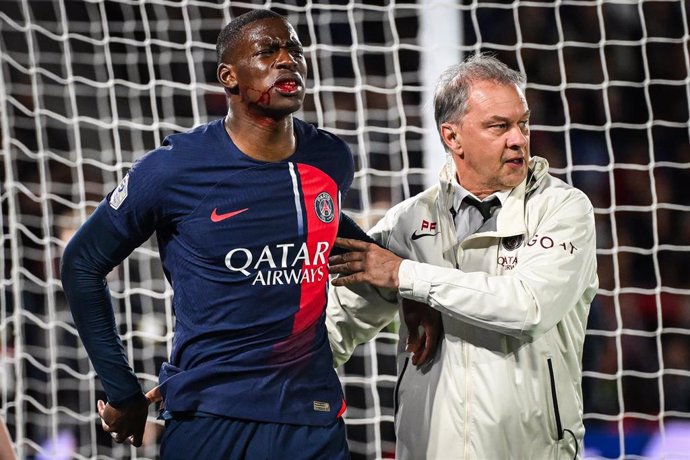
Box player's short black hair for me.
[216,10,288,65]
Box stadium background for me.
[0,0,688,458]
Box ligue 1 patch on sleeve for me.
[109,173,129,210]
[313,401,331,412]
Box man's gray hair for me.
[434,53,526,148]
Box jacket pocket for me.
[547,357,581,459]
[547,357,564,440]
[394,356,410,417]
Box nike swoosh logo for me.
[210,207,249,222]
[411,231,440,240]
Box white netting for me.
[0,1,688,459]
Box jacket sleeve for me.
[60,202,150,407]
[397,189,598,340]
[327,213,400,367]
[327,283,399,367]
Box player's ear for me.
[440,122,461,152]
[217,63,239,95]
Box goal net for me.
[1,1,688,459]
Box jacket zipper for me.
[547,357,564,440]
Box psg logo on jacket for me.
[314,192,335,223]
[502,235,524,251]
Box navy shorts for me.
[160,415,349,460]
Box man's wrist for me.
[391,258,403,289]
[398,259,432,302]
[397,259,414,293]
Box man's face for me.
[221,18,307,117]
[446,80,530,197]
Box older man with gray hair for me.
[328,53,598,459]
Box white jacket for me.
[327,156,598,460]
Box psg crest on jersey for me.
[314,192,335,223]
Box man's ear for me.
[217,63,238,94]
[440,122,461,152]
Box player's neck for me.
[224,113,296,162]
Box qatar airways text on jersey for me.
[225,241,330,285]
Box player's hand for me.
[402,299,442,366]
[329,238,402,289]
[98,388,159,447]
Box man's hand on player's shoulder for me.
[329,237,402,289]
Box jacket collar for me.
[437,155,550,237]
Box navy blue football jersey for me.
[102,118,353,425]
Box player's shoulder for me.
[295,118,350,153]
[159,119,226,155]
[123,120,220,190]
[134,119,225,171]
[294,119,353,187]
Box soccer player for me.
[327,53,598,459]
[62,10,361,459]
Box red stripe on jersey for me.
[336,399,347,418]
[292,163,339,334]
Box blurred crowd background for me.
[0,1,688,459]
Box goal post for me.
[1,1,689,459]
